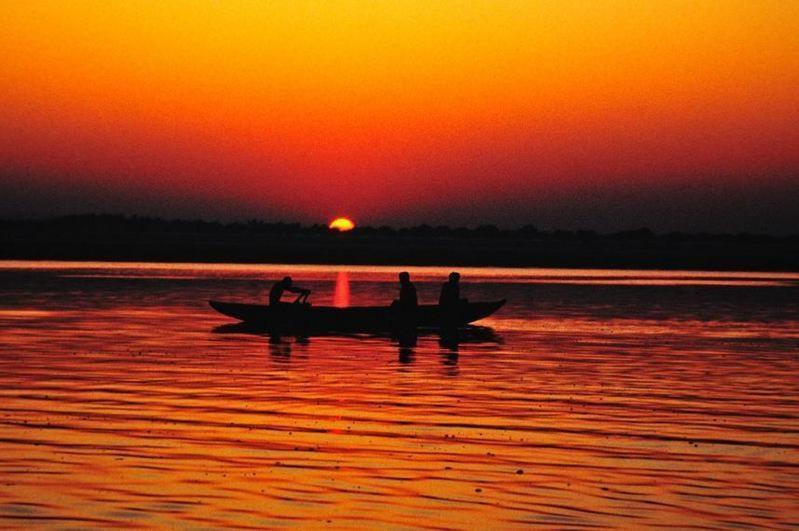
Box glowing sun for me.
[329,217,355,232]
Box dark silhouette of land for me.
[1,214,798,271]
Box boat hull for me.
[208,299,505,332]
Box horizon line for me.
[1,212,797,239]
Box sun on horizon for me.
[329,217,355,232]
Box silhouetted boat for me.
[208,299,505,332]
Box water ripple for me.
[1,263,798,528]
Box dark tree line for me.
[1,213,795,243]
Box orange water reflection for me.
[333,270,350,308]
[0,261,798,527]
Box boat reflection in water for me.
[213,322,501,367]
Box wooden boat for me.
[208,299,505,332]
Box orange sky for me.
[1,1,798,231]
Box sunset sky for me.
[1,1,797,232]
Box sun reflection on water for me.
[333,271,350,308]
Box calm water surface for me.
[1,261,798,528]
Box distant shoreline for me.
[2,215,798,272]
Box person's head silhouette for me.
[282,276,292,287]
[399,272,410,284]
[449,272,460,283]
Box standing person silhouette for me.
[269,276,310,306]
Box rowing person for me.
[269,276,311,306]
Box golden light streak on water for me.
[333,271,350,308]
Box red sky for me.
[1,1,798,232]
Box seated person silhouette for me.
[439,272,461,306]
[392,272,418,328]
[269,276,310,306]
[439,272,466,324]
[397,272,418,309]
